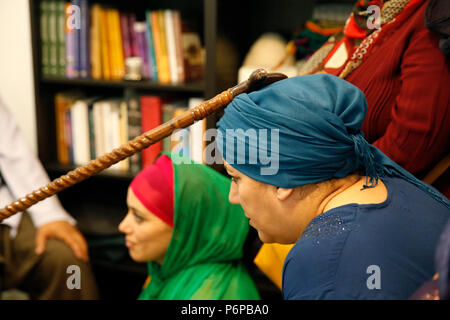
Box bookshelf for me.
[28,0,354,299]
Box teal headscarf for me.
[216,74,449,209]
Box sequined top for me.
[282,176,449,300]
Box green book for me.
[56,0,66,77]
[40,0,50,77]
[48,0,59,77]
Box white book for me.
[119,100,129,171]
[109,100,122,171]
[189,97,205,164]
[164,10,179,84]
[92,101,105,158]
[70,99,91,165]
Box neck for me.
[315,174,363,216]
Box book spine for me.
[79,0,89,78]
[126,91,142,172]
[120,13,132,60]
[128,13,139,58]
[90,4,102,79]
[164,10,178,84]
[56,0,66,77]
[145,11,158,81]
[65,2,76,78]
[173,11,185,83]
[157,10,170,84]
[134,22,150,79]
[40,1,50,77]
[99,7,111,79]
[88,105,96,160]
[48,1,59,76]
[140,96,162,167]
[113,10,125,79]
[72,0,81,77]
[150,11,163,83]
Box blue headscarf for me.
[216,74,449,209]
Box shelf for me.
[41,77,206,94]
[45,162,139,181]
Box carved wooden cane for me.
[0,69,287,222]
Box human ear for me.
[276,187,294,201]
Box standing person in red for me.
[299,0,450,197]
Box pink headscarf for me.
[130,154,174,227]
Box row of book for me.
[55,91,206,172]
[40,0,204,83]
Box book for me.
[150,11,164,83]
[92,100,106,159]
[48,0,59,76]
[55,91,83,164]
[157,10,171,84]
[106,9,118,79]
[145,11,158,81]
[134,22,150,79]
[125,89,142,173]
[79,0,89,78]
[140,96,163,167]
[56,0,66,77]
[119,100,130,171]
[65,1,80,78]
[113,9,125,79]
[40,0,50,77]
[128,13,139,58]
[71,98,93,165]
[99,6,111,79]
[120,12,132,61]
[164,10,179,84]
[189,97,206,164]
[173,10,186,83]
[90,4,102,79]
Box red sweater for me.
[344,0,449,197]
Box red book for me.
[140,96,162,167]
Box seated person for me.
[255,0,450,289]
[216,74,450,299]
[118,153,260,299]
[0,98,98,299]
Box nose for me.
[228,181,240,204]
[118,212,133,234]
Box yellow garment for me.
[253,243,294,289]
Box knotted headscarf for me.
[216,74,449,209]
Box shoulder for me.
[282,208,358,300]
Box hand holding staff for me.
[0,69,287,222]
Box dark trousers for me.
[0,213,99,299]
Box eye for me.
[131,209,144,223]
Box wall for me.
[0,0,37,153]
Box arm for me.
[0,99,88,260]
[373,25,450,175]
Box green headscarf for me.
[138,153,260,300]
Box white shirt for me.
[0,98,76,238]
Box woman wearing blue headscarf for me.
[216,74,450,300]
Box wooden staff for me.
[0,69,287,222]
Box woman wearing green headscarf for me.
[118,152,260,300]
